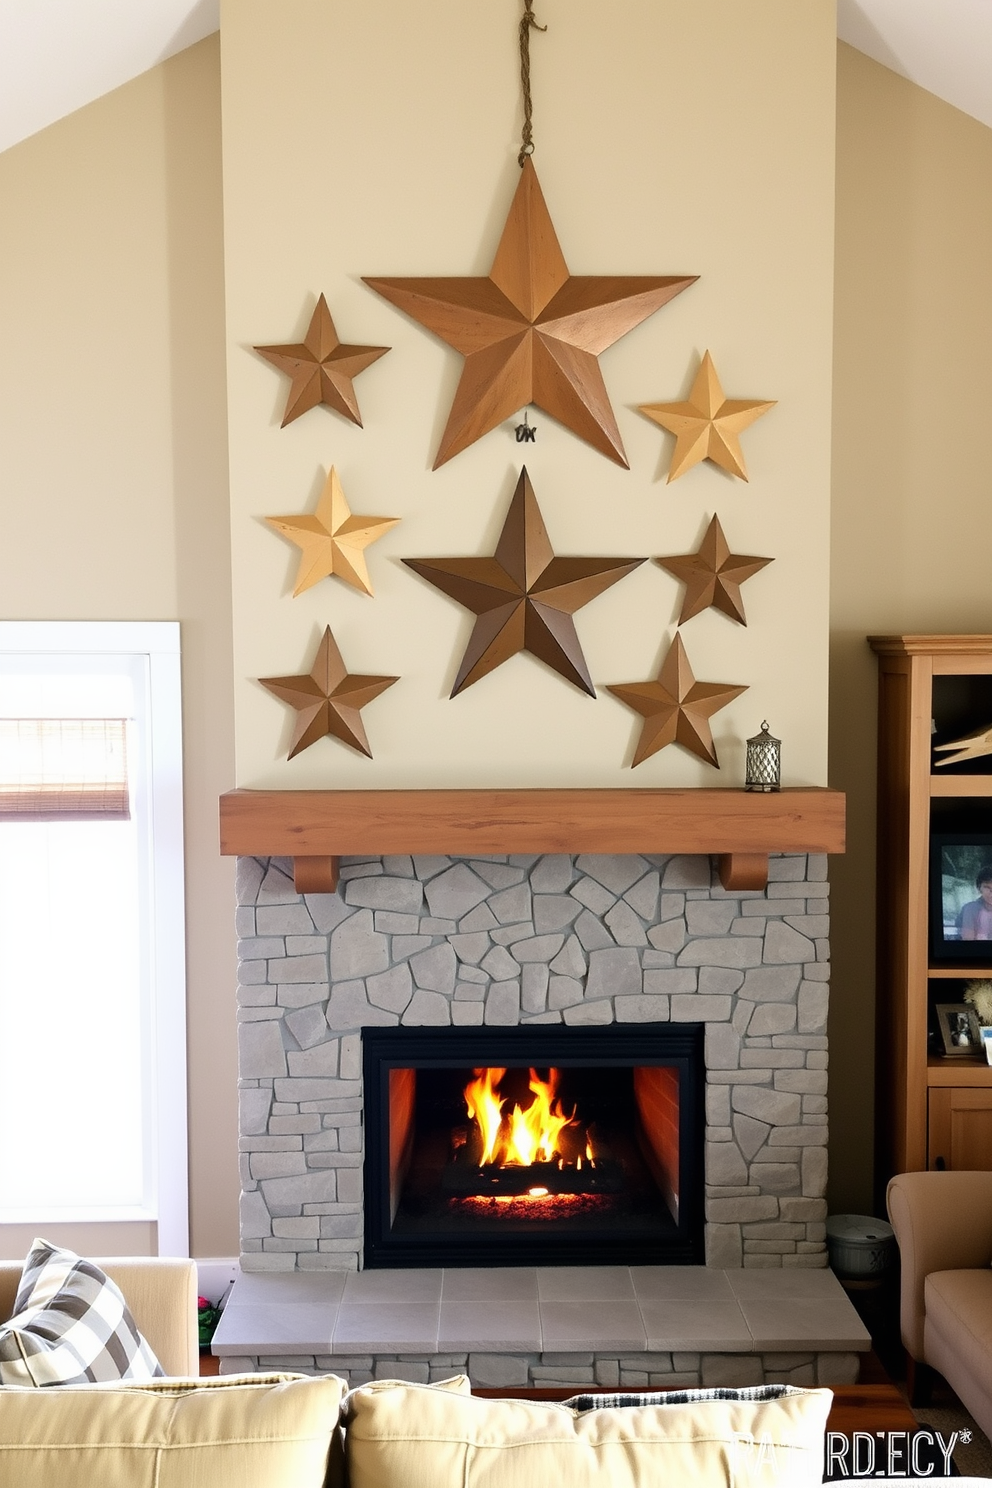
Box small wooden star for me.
[366,159,696,468]
[656,515,772,626]
[259,627,398,759]
[404,467,644,696]
[254,294,389,427]
[607,633,746,767]
[639,351,775,481]
[265,467,399,597]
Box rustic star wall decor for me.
[265,467,399,597]
[404,467,644,696]
[365,159,697,469]
[607,632,747,767]
[259,627,398,759]
[656,515,772,626]
[254,294,389,427]
[639,351,775,482]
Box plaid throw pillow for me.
[0,1237,164,1386]
[564,1385,804,1412]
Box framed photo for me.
[935,1002,983,1057]
[929,834,992,964]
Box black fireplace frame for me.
[362,1023,705,1269]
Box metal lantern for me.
[745,721,781,792]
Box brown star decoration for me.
[639,351,775,482]
[404,467,644,697]
[607,633,747,768]
[365,159,697,468]
[656,515,772,626]
[265,467,399,597]
[259,627,398,759]
[254,294,389,427]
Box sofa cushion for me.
[0,1370,345,1488]
[0,1238,163,1386]
[343,1378,832,1488]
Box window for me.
[0,623,188,1254]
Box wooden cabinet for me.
[928,1087,992,1171]
[870,635,992,1184]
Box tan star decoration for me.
[259,627,398,759]
[365,159,697,468]
[639,351,775,481]
[265,467,399,597]
[656,515,772,626]
[607,633,747,767]
[404,467,644,696]
[254,294,389,427]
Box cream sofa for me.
[0,1351,984,1486]
[0,1371,835,1488]
[888,1169,992,1438]
[0,1253,199,1377]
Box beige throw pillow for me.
[344,1379,832,1488]
[0,1371,345,1488]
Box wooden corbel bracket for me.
[291,856,340,895]
[716,853,769,891]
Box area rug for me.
[915,1394,992,1479]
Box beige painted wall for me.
[829,43,992,1211]
[5,18,980,1253]
[0,38,239,1259]
[221,0,836,791]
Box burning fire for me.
[463,1067,579,1166]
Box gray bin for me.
[826,1214,895,1279]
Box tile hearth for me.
[212,1264,869,1389]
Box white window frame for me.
[0,621,188,1256]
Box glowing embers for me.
[456,1192,615,1221]
[443,1066,624,1202]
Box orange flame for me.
[463,1067,576,1166]
[464,1067,506,1164]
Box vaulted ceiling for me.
[0,1,989,157]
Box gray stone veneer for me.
[219,1348,858,1390]
[236,852,829,1271]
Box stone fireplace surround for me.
[213,844,871,1387]
[214,787,864,1387]
[236,848,832,1274]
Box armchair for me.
[887,1169,992,1438]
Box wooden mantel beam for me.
[219,787,845,896]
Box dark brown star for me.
[254,294,389,427]
[365,159,696,468]
[608,633,747,767]
[656,515,772,626]
[259,627,397,759]
[404,468,644,697]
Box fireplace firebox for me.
[362,1025,704,1268]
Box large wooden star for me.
[265,467,399,597]
[254,294,389,427]
[656,515,772,626]
[365,159,697,469]
[607,633,746,767]
[404,467,644,696]
[639,351,775,481]
[259,627,397,759]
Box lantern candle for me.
[745,721,781,792]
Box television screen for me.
[930,834,992,962]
